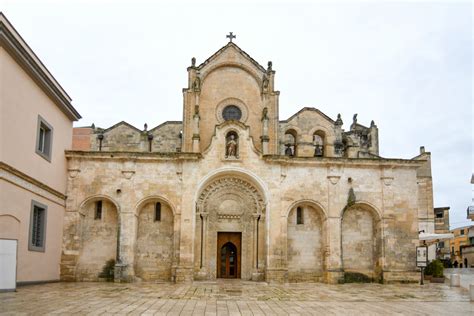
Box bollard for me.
[450,274,460,287]
[470,284,474,302]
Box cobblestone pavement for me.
[1,280,472,315]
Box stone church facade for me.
[61,41,433,284]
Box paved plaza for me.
[1,280,472,315]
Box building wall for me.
[279,109,337,157]
[182,44,280,155]
[449,226,473,266]
[287,205,325,282]
[61,122,423,284]
[0,20,78,284]
[342,207,378,278]
[0,48,72,192]
[75,199,118,281]
[72,127,92,151]
[135,201,174,281]
[0,181,64,282]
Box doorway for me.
[0,239,17,292]
[217,232,241,278]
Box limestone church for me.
[61,36,434,284]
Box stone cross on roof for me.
[226,32,236,42]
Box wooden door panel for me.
[217,232,241,278]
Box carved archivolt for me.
[197,177,264,214]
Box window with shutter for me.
[29,201,47,252]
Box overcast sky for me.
[2,0,472,229]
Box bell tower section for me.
[181,39,280,155]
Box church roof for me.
[197,42,267,73]
[101,121,142,133]
[280,107,336,124]
[148,120,182,132]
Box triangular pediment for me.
[281,107,336,125]
[101,121,142,134]
[197,42,267,74]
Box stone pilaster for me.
[326,167,343,284]
[176,196,194,283]
[115,211,136,282]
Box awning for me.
[419,232,454,242]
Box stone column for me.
[196,212,208,279]
[252,213,265,281]
[253,214,259,269]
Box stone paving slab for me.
[0,280,473,315]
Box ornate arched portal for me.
[194,175,266,280]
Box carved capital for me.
[327,165,343,184]
[381,176,394,186]
[68,169,80,178]
[327,175,341,185]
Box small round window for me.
[222,105,242,121]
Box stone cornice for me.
[0,13,81,121]
[65,150,426,168]
[65,150,202,161]
[263,155,426,168]
[0,161,66,203]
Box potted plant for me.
[430,260,445,283]
[423,261,433,281]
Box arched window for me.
[95,201,102,220]
[296,207,304,224]
[222,105,242,121]
[155,202,161,221]
[284,129,297,157]
[313,131,325,157]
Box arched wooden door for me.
[217,232,241,278]
[220,242,237,278]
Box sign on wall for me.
[416,245,428,267]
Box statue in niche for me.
[262,74,269,93]
[285,145,293,156]
[193,76,201,92]
[226,134,238,158]
[261,107,268,121]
